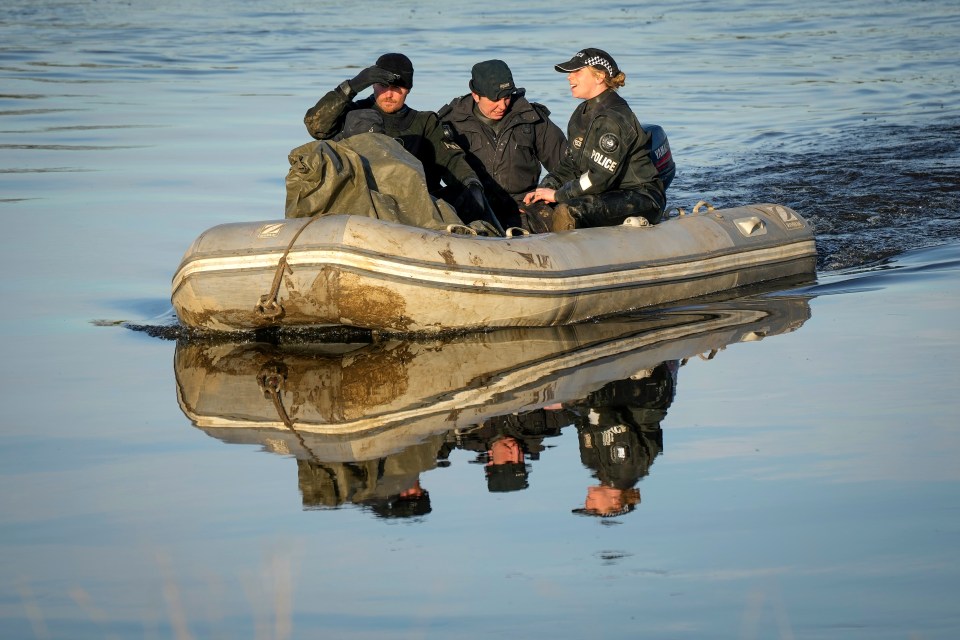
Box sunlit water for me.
[1,0,959,638]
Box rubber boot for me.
[520,202,580,234]
[549,203,577,232]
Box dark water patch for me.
[0,143,146,151]
[42,124,162,132]
[123,318,375,346]
[596,550,633,566]
[802,242,960,297]
[0,167,94,173]
[121,320,246,343]
[0,108,86,117]
[672,117,960,271]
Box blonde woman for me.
[523,48,667,232]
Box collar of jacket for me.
[359,100,417,131]
[447,93,536,126]
[582,89,616,113]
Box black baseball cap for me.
[554,48,620,77]
[470,59,523,101]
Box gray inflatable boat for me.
[171,202,816,334]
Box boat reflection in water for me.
[175,291,811,519]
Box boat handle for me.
[692,200,715,215]
[446,223,478,236]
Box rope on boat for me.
[255,216,323,321]
[257,364,295,427]
[257,363,325,467]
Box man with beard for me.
[303,52,502,234]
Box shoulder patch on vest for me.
[599,133,619,153]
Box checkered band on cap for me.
[554,48,620,76]
[583,54,615,76]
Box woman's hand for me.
[523,188,557,205]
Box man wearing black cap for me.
[523,48,668,233]
[437,59,567,230]
[304,53,503,234]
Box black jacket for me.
[304,82,478,194]
[541,89,664,204]
[438,94,567,208]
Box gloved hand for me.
[348,66,401,93]
[466,182,487,213]
[461,181,505,236]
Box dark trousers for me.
[521,189,665,233]
[435,184,523,230]
[565,189,665,227]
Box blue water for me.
[1,0,959,638]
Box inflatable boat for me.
[171,202,816,334]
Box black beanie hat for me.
[375,53,414,88]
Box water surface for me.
[1,1,959,638]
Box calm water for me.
[2,0,959,638]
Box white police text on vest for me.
[590,150,618,172]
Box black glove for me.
[455,182,488,224]
[465,182,505,236]
[348,66,400,93]
[466,183,486,211]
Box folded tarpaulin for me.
[284,133,462,231]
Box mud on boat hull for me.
[171,203,816,333]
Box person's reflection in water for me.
[363,480,432,519]
[566,361,678,519]
[453,410,571,493]
[295,435,444,520]
[486,436,528,492]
